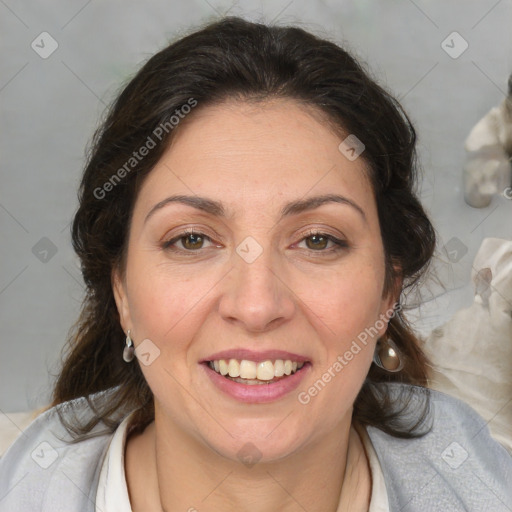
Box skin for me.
[113,98,399,511]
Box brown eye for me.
[305,234,329,250]
[181,233,205,250]
[296,231,348,253]
[162,231,214,251]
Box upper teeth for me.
[209,359,305,380]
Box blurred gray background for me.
[1,0,511,412]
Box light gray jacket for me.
[0,383,511,511]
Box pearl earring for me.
[123,330,135,363]
[373,336,403,372]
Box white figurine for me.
[423,237,512,453]
[463,75,512,207]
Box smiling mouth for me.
[206,358,308,385]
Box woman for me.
[1,16,510,512]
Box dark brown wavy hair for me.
[52,16,435,438]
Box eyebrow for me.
[144,193,367,224]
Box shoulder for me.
[0,392,122,512]
[366,382,512,511]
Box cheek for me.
[123,264,217,412]
[294,264,383,429]
[123,255,226,365]
[302,259,386,342]
[127,273,202,339]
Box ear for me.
[382,266,403,311]
[378,270,402,336]
[112,267,132,334]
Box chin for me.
[200,417,310,466]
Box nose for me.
[217,246,296,333]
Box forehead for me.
[135,99,376,221]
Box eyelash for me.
[161,228,348,255]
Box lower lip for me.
[201,363,311,403]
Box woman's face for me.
[114,99,397,463]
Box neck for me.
[125,412,371,512]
